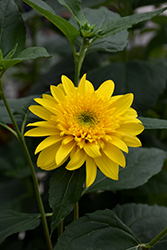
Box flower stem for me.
[145,227,167,249]
[74,202,79,220]
[73,38,88,86]
[0,79,53,250]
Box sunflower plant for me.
[0,0,167,249]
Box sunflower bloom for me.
[25,74,144,187]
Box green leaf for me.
[23,0,79,44]
[70,7,129,53]
[96,7,167,38]
[49,166,85,233]
[114,204,167,250]
[0,47,51,71]
[57,0,87,26]
[87,60,167,113]
[4,43,18,59]
[0,0,26,57]
[140,117,167,129]
[0,210,40,244]
[133,170,167,196]
[54,209,141,250]
[85,147,166,193]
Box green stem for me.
[58,219,64,237]
[74,38,88,86]
[74,202,79,220]
[145,227,167,249]
[0,79,53,250]
[0,122,18,137]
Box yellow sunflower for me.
[25,74,144,187]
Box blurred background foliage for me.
[1,0,167,249]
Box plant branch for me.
[73,38,88,86]
[145,227,167,249]
[0,122,18,138]
[0,78,53,250]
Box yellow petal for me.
[113,93,134,116]
[117,122,144,136]
[123,135,142,147]
[124,107,137,117]
[27,121,56,128]
[78,74,87,94]
[110,135,128,153]
[24,127,59,137]
[85,157,97,187]
[55,141,76,165]
[110,95,123,103]
[29,105,52,120]
[103,142,126,167]
[96,80,115,99]
[34,98,57,113]
[40,162,59,171]
[61,75,75,95]
[34,97,56,107]
[37,144,60,168]
[85,80,94,93]
[35,136,63,154]
[50,85,66,103]
[94,152,119,180]
[66,149,86,170]
[62,136,74,145]
[84,142,101,158]
[42,93,55,101]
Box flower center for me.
[77,111,97,126]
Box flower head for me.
[25,74,144,187]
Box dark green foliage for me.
[114,204,167,250]
[55,209,141,250]
[0,210,40,244]
[1,0,167,249]
[49,166,85,233]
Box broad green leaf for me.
[54,209,141,250]
[23,0,79,44]
[0,210,40,244]
[114,204,167,250]
[0,47,51,71]
[87,60,167,113]
[70,7,129,53]
[140,117,167,129]
[4,43,18,59]
[57,0,87,26]
[127,170,167,197]
[49,166,85,233]
[96,7,167,38]
[85,147,166,193]
[0,95,36,125]
[0,0,26,57]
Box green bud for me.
[80,22,96,38]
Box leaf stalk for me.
[145,226,167,249]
